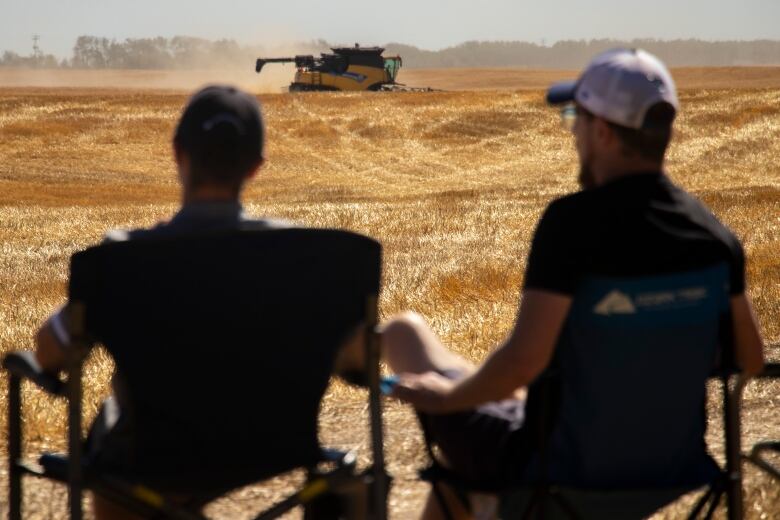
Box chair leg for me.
[8,374,23,520]
[517,489,581,520]
[431,481,458,520]
[745,442,780,481]
[724,376,747,520]
[703,487,724,520]
[302,472,343,520]
[688,487,714,520]
[95,483,208,520]
[251,467,365,520]
[520,488,546,520]
[67,358,85,520]
[550,490,583,520]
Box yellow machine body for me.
[256,45,402,92]
[294,64,392,91]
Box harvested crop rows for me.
[0,75,778,517]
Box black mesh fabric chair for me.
[420,266,779,520]
[491,364,780,520]
[4,228,389,520]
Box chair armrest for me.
[756,362,780,379]
[2,351,64,395]
[338,369,369,388]
[320,448,358,469]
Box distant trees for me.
[65,36,331,69]
[387,39,780,69]
[68,35,256,69]
[1,36,779,69]
[0,50,59,68]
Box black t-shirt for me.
[524,172,745,296]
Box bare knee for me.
[380,312,434,373]
[382,312,430,352]
[380,311,475,375]
[381,312,428,346]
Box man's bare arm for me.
[35,319,68,373]
[730,293,764,376]
[395,290,572,413]
[34,304,75,373]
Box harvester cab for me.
[255,44,403,92]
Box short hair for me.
[606,103,676,162]
[178,127,261,191]
[173,85,264,191]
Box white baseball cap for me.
[547,48,679,129]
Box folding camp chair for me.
[4,228,390,520]
[420,264,778,520]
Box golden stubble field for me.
[0,68,779,518]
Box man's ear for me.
[594,118,620,151]
[173,143,192,185]
[593,117,610,143]
[173,141,182,162]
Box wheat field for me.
[0,68,778,518]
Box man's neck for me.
[596,157,664,185]
[183,185,241,206]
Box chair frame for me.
[421,363,780,520]
[6,294,390,520]
[740,364,780,483]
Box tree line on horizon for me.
[386,39,780,68]
[2,36,780,70]
[0,36,328,70]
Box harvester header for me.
[255,44,403,92]
[255,56,315,74]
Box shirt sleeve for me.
[523,201,580,295]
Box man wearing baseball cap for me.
[379,49,764,518]
[33,85,290,519]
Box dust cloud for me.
[3,65,780,94]
[0,42,335,94]
[0,67,292,93]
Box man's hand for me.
[391,290,571,416]
[391,371,458,414]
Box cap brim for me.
[546,81,577,105]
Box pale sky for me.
[2,0,779,58]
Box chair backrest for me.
[68,228,381,488]
[524,263,730,488]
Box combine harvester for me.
[255,44,434,92]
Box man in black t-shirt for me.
[379,49,765,519]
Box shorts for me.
[418,370,528,486]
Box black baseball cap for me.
[174,85,265,167]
